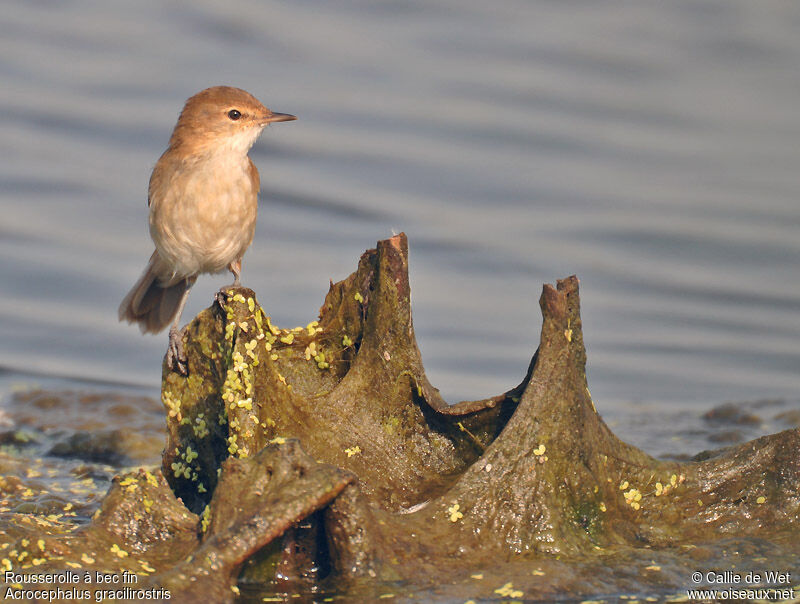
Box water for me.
[1,0,799,456]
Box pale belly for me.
[149,158,258,279]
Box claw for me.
[214,288,232,309]
[166,326,188,376]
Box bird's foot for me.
[214,287,234,309]
[166,325,189,376]
[214,277,244,308]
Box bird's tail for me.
[118,251,192,334]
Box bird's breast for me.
[149,152,260,278]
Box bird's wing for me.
[247,158,260,194]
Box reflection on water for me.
[0,0,799,448]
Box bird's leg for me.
[229,258,242,287]
[215,258,243,307]
[166,278,195,376]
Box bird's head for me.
[169,86,296,155]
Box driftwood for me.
[2,233,798,602]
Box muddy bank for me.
[1,234,798,602]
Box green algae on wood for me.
[161,234,521,513]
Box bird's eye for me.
[228,109,242,120]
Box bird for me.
[119,86,296,375]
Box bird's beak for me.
[261,112,297,124]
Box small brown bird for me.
[119,86,296,374]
